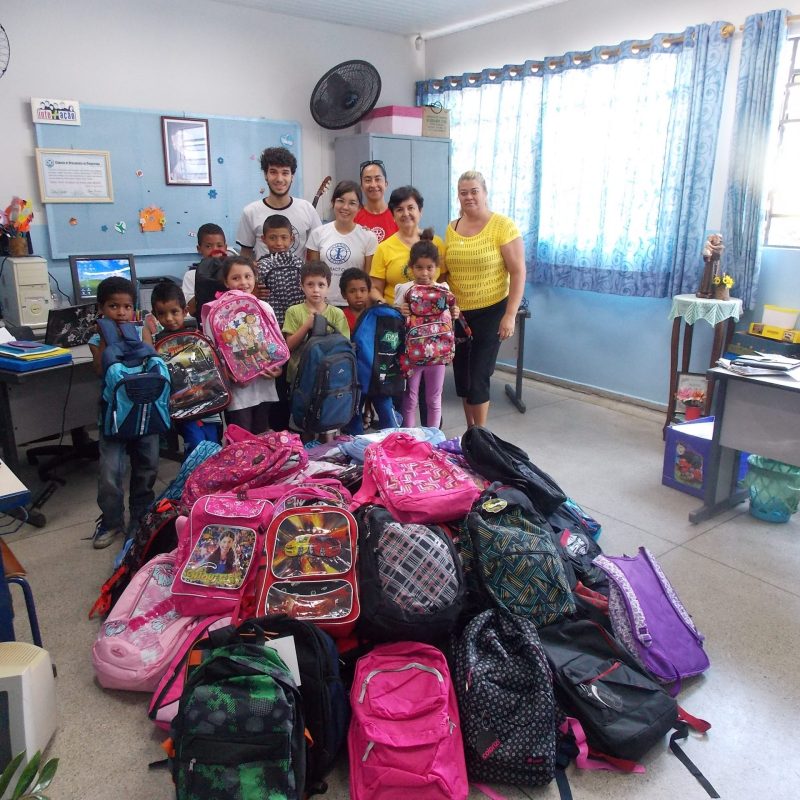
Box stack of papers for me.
[0,341,72,371]
[717,352,800,378]
[0,341,70,361]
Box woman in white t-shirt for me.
[306,180,378,306]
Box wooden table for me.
[665,294,743,437]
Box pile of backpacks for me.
[89,424,718,800]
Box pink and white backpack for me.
[201,289,289,383]
[349,641,468,800]
[180,429,307,511]
[404,284,456,367]
[171,492,275,617]
[353,432,480,524]
[92,551,199,692]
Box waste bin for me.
[745,455,800,523]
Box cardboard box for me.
[421,106,450,138]
[360,106,422,136]
[728,330,800,358]
[762,304,799,329]
[748,322,800,342]
[662,417,748,498]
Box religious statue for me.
[696,233,724,299]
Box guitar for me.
[312,176,332,209]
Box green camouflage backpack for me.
[170,628,306,800]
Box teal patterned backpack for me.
[170,622,306,800]
[465,497,575,627]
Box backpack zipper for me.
[358,662,444,703]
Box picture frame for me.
[35,148,113,203]
[161,116,211,186]
[675,372,708,415]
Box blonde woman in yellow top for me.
[369,186,445,305]
[445,171,526,428]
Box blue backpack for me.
[351,304,406,397]
[98,319,171,440]
[290,314,359,434]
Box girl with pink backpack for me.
[394,231,459,428]
[201,256,289,433]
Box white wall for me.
[424,0,800,405]
[0,0,420,279]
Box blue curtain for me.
[417,23,732,298]
[721,10,788,310]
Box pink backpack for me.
[201,289,289,383]
[180,429,307,510]
[92,551,199,692]
[148,614,232,730]
[171,493,274,616]
[353,432,480,523]
[349,641,468,800]
[256,504,360,638]
[404,284,456,367]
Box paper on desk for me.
[0,327,14,344]
[717,358,800,379]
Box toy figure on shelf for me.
[696,233,724,299]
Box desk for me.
[688,367,800,523]
[0,460,30,641]
[665,294,742,437]
[0,345,97,473]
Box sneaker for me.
[91,518,122,550]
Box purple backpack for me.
[593,548,710,685]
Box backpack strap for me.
[594,555,652,647]
[311,312,332,336]
[669,722,719,798]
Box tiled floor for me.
[5,372,799,799]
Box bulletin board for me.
[35,105,304,259]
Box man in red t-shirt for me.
[354,160,398,244]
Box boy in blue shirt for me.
[88,277,160,549]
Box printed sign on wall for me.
[31,98,81,126]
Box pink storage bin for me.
[360,106,423,136]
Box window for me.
[764,37,800,247]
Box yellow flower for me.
[712,275,721,285]
[722,274,734,288]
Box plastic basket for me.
[745,455,800,523]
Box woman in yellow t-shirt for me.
[445,171,525,428]
[369,186,445,305]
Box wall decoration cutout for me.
[69,217,78,226]
[139,205,166,232]
[208,189,217,199]
[115,220,127,234]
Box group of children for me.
[88,210,455,549]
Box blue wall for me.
[516,248,800,406]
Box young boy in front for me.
[283,262,350,437]
[149,281,222,455]
[256,215,305,430]
[339,268,400,434]
[88,277,159,549]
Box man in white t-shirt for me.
[236,147,321,261]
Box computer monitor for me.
[68,254,137,303]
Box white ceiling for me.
[210,0,571,39]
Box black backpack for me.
[89,498,180,618]
[538,618,678,762]
[454,608,560,787]
[193,256,226,319]
[356,505,464,643]
[170,619,306,800]
[461,427,567,516]
[246,615,349,794]
[290,314,360,433]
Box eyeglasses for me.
[359,159,386,177]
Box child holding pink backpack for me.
[202,256,288,433]
[394,231,459,429]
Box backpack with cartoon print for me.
[202,289,289,383]
[403,284,456,367]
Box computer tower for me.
[0,257,51,333]
[0,643,57,791]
